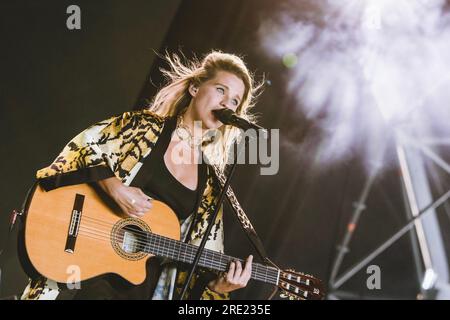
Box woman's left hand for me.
[207,255,253,294]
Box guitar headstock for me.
[278,268,325,300]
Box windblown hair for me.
[147,50,264,170]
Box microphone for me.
[212,108,266,132]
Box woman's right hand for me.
[97,176,153,218]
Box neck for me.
[141,230,280,286]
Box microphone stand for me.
[179,128,262,300]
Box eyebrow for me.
[215,83,242,101]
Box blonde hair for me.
[148,50,264,170]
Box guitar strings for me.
[76,214,282,285]
[77,215,309,286]
[78,213,276,273]
[76,223,312,292]
[77,223,279,284]
[76,229,279,285]
[76,218,281,284]
[70,212,310,288]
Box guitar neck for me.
[142,231,279,286]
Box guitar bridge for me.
[64,193,85,254]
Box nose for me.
[219,96,232,109]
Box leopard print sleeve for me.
[201,286,230,300]
[36,110,165,189]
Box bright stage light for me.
[260,0,450,174]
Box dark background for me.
[1,0,448,300]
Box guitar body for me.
[18,182,325,300]
[21,183,180,285]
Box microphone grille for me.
[212,108,234,122]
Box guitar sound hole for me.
[117,225,145,254]
[111,218,150,260]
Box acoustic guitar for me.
[18,182,324,300]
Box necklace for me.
[175,115,201,149]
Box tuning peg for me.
[280,291,302,300]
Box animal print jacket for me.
[21,109,229,300]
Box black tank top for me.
[130,116,207,221]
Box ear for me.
[188,83,199,97]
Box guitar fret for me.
[183,240,187,263]
[166,241,175,260]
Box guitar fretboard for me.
[140,231,280,285]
